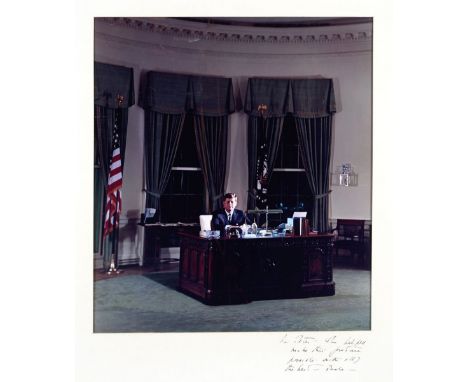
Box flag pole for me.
[106,94,125,275]
[107,210,121,274]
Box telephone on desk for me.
[226,226,242,238]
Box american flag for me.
[103,119,123,237]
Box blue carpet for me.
[94,268,370,332]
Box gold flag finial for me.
[257,104,268,117]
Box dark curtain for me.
[247,117,258,210]
[141,71,236,216]
[93,168,105,253]
[244,77,335,230]
[93,117,104,253]
[140,71,236,116]
[295,116,333,232]
[247,116,284,209]
[94,62,134,268]
[144,111,185,216]
[194,115,228,212]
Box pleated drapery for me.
[141,71,235,216]
[295,116,333,232]
[244,77,335,117]
[141,71,236,115]
[194,115,229,212]
[247,116,284,209]
[144,112,185,216]
[244,77,336,232]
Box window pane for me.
[160,114,205,223]
[173,115,199,167]
[274,115,302,169]
[267,115,313,220]
[161,170,204,222]
[160,193,204,223]
[164,170,204,194]
[268,171,313,218]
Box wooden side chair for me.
[332,219,365,266]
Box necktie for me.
[227,213,231,223]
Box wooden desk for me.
[138,223,199,266]
[179,232,335,305]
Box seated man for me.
[211,192,250,233]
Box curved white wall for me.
[94,18,372,262]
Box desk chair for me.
[199,215,213,233]
[332,219,365,266]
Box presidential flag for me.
[103,119,123,237]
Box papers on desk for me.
[292,211,307,218]
[142,222,198,227]
[243,233,257,239]
[199,230,220,238]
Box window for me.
[267,115,314,220]
[159,115,205,223]
[93,113,105,253]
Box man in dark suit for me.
[211,193,250,233]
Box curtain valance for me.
[244,77,336,118]
[141,71,236,116]
[94,62,135,109]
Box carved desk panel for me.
[179,233,335,305]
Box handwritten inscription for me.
[280,334,366,373]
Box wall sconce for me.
[331,163,358,187]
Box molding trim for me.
[95,31,372,60]
[98,17,372,45]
